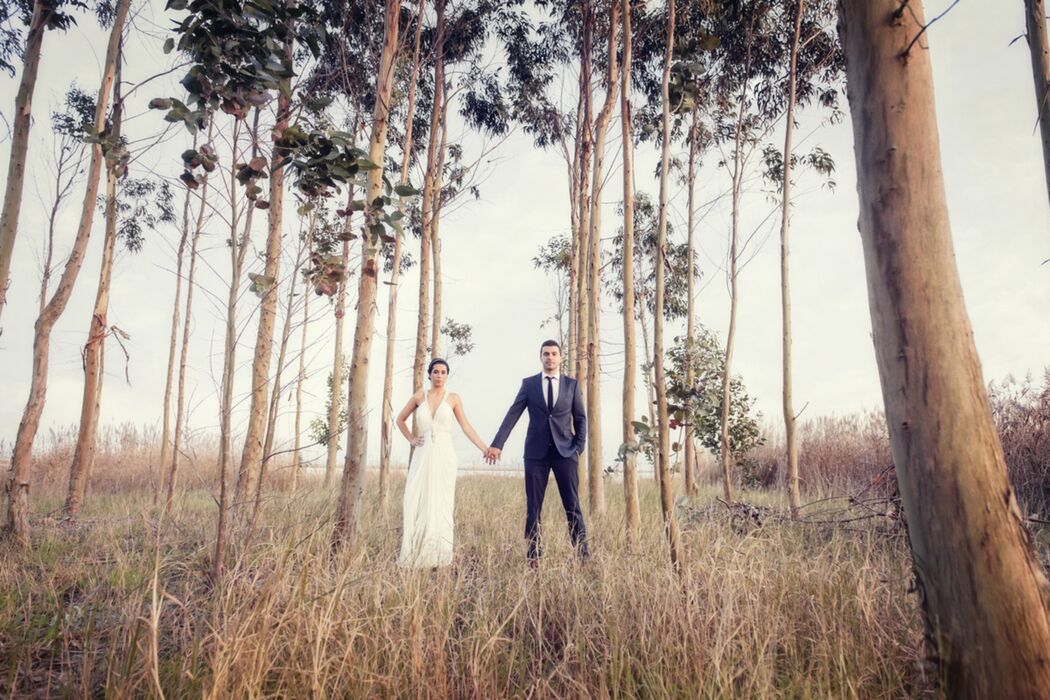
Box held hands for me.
[483,447,501,465]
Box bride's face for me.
[429,364,448,388]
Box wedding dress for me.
[398,392,457,567]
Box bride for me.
[395,358,489,567]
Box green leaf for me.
[356,157,379,171]
[163,37,175,54]
[394,184,420,197]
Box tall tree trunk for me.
[566,89,585,374]
[214,112,258,583]
[157,139,197,506]
[654,0,682,572]
[254,232,308,523]
[430,91,450,359]
[3,0,132,545]
[63,51,124,516]
[413,0,445,395]
[585,0,621,515]
[262,236,308,466]
[575,0,594,488]
[782,0,804,518]
[1025,0,1050,213]
[291,236,311,493]
[325,236,349,488]
[839,2,1050,695]
[165,159,210,515]
[0,0,51,326]
[380,0,424,512]
[235,29,294,507]
[719,39,754,505]
[684,112,699,496]
[619,0,640,546]
[332,0,402,549]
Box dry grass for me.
[1,469,934,698]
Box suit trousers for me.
[524,443,589,560]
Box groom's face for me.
[540,345,561,374]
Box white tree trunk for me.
[379,1,424,512]
[0,0,51,326]
[654,0,682,572]
[165,162,210,515]
[619,0,640,546]
[782,0,804,518]
[332,0,402,548]
[235,54,293,507]
[3,0,132,545]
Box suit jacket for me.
[492,373,587,460]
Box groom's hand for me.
[484,447,501,464]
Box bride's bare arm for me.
[396,391,424,446]
[450,395,488,453]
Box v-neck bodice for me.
[419,391,453,437]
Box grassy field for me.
[1,472,933,698]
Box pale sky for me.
[0,0,1047,474]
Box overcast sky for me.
[0,0,1047,473]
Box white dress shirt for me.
[542,372,560,407]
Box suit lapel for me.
[532,373,545,409]
[555,376,573,411]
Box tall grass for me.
[9,371,1048,698]
[1,473,931,698]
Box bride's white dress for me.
[399,393,457,567]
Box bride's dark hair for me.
[427,358,450,377]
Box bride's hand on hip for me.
[410,436,424,447]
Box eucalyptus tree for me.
[234,0,305,508]
[628,0,717,496]
[0,0,99,329]
[64,168,177,516]
[332,0,405,548]
[304,0,395,488]
[580,0,621,515]
[619,0,640,543]
[839,1,1050,694]
[607,193,696,429]
[1025,0,1050,213]
[696,0,840,502]
[380,0,424,511]
[409,0,515,385]
[653,0,682,572]
[260,224,312,483]
[153,0,400,576]
[768,0,841,516]
[412,0,446,396]
[3,0,132,546]
[164,150,211,516]
[574,0,593,420]
[157,127,216,505]
[290,236,312,493]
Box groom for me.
[485,340,589,563]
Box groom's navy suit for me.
[492,373,589,560]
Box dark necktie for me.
[546,376,554,412]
